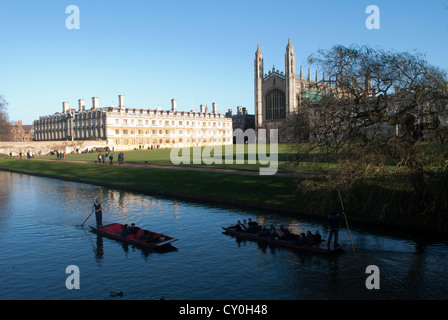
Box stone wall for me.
[0,140,108,156]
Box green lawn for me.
[36,144,299,173]
[33,141,448,175]
[0,158,303,211]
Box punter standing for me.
[327,209,342,248]
[92,198,103,228]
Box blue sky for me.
[1,0,447,124]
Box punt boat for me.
[90,223,178,248]
[222,225,344,254]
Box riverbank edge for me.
[0,160,444,236]
[0,165,308,215]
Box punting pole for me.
[81,210,94,227]
[338,189,355,253]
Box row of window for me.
[36,119,105,126]
[114,129,230,136]
[115,137,229,145]
[113,119,231,127]
[36,129,104,139]
[35,122,105,130]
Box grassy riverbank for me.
[0,157,447,234]
[0,158,303,211]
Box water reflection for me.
[1,171,448,300]
[94,234,104,260]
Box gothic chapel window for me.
[265,89,286,120]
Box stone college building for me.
[33,95,233,150]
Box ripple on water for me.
[1,171,448,300]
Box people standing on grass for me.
[117,152,125,165]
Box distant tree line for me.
[0,96,12,141]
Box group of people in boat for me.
[119,223,140,237]
[118,223,155,242]
[234,219,323,246]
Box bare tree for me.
[289,45,448,229]
[0,96,12,141]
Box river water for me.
[0,171,447,300]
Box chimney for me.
[212,102,217,114]
[171,99,177,112]
[63,102,69,113]
[78,99,85,112]
[92,97,99,109]
[200,104,205,113]
[118,95,125,109]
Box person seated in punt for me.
[242,219,250,231]
[293,233,308,245]
[247,218,260,233]
[279,225,294,241]
[235,220,247,232]
[268,225,277,239]
[128,223,140,236]
[313,230,322,243]
[306,231,317,245]
[276,227,286,240]
[257,226,269,237]
[139,230,154,242]
[120,224,130,237]
[119,223,139,237]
